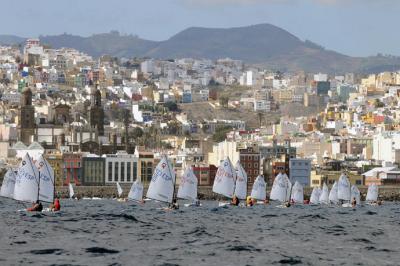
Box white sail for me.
[128,180,144,202]
[366,184,378,202]
[310,187,321,204]
[177,167,198,200]
[36,156,55,203]
[351,185,360,205]
[337,174,351,201]
[250,175,266,201]
[146,155,175,203]
[290,181,304,203]
[212,157,236,198]
[234,161,248,200]
[329,181,339,204]
[270,173,290,202]
[0,169,16,198]
[14,153,40,203]
[69,183,74,199]
[319,183,329,204]
[116,182,123,197]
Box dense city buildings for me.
[1,38,400,188]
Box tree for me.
[257,112,264,128]
[164,101,178,112]
[374,99,384,108]
[219,96,229,108]
[212,126,232,142]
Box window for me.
[121,162,125,182]
[312,180,319,185]
[355,180,362,185]
[133,162,137,181]
[108,162,112,182]
[127,163,131,182]
[115,162,119,182]
[147,162,153,182]
[141,161,146,181]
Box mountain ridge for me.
[1,23,400,73]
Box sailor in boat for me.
[49,198,61,212]
[230,195,240,206]
[351,197,357,208]
[284,201,291,208]
[246,196,253,206]
[264,198,270,205]
[168,198,179,210]
[27,200,43,212]
[193,199,201,207]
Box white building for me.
[246,71,253,86]
[289,158,311,186]
[314,73,328,82]
[254,100,271,112]
[104,153,139,184]
[372,132,400,164]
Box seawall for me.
[56,185,400,201]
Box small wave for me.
[274,257,302,265]
[30,249,63,255]
[371,230,384,236]
[262,214,278,218]
[353,238,372,244]
[365,211,377,215]
[11,241,27,245]
[85,247,119,255]
[226,245,261,252]
[298,214,327,220]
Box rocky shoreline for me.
[56,185,400,201]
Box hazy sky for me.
[2,0,399,56]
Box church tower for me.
[89,86,104,136]
[19,87,36,145]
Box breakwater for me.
[56,185,400,201]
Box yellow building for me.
[361,74,376,87]
[135,147,154,186]
[44,153,63,186]
[310,170,364,188]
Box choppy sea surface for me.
[1,198,400,266]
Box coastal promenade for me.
[56,185,400,201]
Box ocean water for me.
[1,198,399,266]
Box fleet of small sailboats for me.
[146,155,176,204]
[116,182,123,198]
[0,169,16,199]
[0,154,383,211]
[234,162,248,201]
[310,187,321,204]
[69,183,74,199]
[366,183,378,203]
[270,173,291,203]
[128,179,144,202]
[250,175,266,201]
[290,181,304,204]
[177,167,198,204]
[319,183,329,204]
[328,181,339,204]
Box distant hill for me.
[0,35,25,46]
[1,24,400,73]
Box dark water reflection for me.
[1,198,399,266]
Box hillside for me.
[1,24,400,73]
